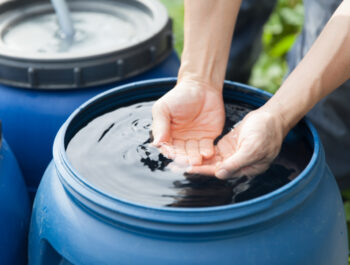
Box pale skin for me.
[152,0,350,179]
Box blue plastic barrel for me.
[0,54,179,198]
[0,132,30,265]
[29,79,348,265]
[0,0,180,198]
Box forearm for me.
[178,0,242,91]
[263,0,350,136]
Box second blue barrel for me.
[0,0,179,198]
[29,79,348,265]
[0,125,30,265]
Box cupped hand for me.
[152,79,225,165]
[188,108,285,179]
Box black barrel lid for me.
[0,0,173,89]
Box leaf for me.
[264,14,283,35]
[269,34,297,57]
[280,6,304,26]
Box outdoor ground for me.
[161,0,350,261]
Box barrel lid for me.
[0,0,173,89]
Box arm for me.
[215,0,350,179]
[152,0,242,165]
[178,0,241,89]
[263,0,350,135]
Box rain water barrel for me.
[0,123,30,265]
[0,0,179,198]
[29,79,348,265]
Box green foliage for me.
[249,0,304,93]
[161,0,304,93]
[160,0,184,56]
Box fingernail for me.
[216,169,229,179]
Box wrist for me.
[258,104,290,140]
[178,41,228,92]
[176,73,223,94]
[262,73,315,137]
[178,62,224,93]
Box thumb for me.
[152,102,171,145]
[215,150,252,179]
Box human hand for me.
[188,108,285,179]
[152,78,225,166]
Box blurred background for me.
[161,0,303,94]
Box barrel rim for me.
[53,78,322,231]
[0,0,173,89]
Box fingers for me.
[187,150,222,175]
[173,139,188,165]
[167,161,191,173]
[173,139,205,166]
[187,164,216,176]
[215,150,251,179]
[152,102,171,145]
[159,138,214,167]
[215,149,271,179]
[185,140,202,165]
[199,138,214,159]
[217,135,235,159]
[159,143,175,159]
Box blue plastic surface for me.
[0,52,179,198]
[0,139,30,265]
[29,79,348,265]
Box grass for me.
[161,0,350,261]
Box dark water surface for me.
[66,101,312,208]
